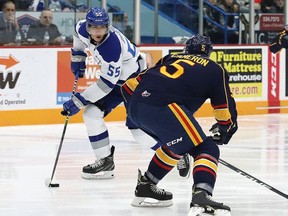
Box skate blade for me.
[214,209,231,216]
[81,171,115,180]
[188,206,205,216]
[188,207,232,216]
[131,197,173,207]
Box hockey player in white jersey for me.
[61,7,148,179]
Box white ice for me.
[0,114,287,216]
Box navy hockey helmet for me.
[183,34,213,57]
[86,7,109,27]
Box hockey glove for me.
[209,122,238,145]
[280,34,288,48]
[61,93,88,116]
[71,49,87,78]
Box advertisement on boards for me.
[210,48,263,98]
[268,51,280,113]
[0,45,282,113]
[56,50,100,105]
[0,48,57,110]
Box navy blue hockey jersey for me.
[122,53,237,125]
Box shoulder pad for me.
[76,20,89,39]
[98,32,121,62]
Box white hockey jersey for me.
[72,19,144,103]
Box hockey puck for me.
[49,183,60,187]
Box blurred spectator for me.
[30,0,45,11]
[237,0,261,12]
[202,0,240,44]
[15,0,33,10]
[61,0,75,8]
[217,0,239,43]
[124,13,133,42]
[255,0,262,10]
[204,0,229,44]
[108,6,124,32]
[111,12,124,32]
[30,0,86,12]
[269,0,284,13]
[49,0,62,11]
[107,5,134,41]
[61,0,87,12]
[260,0,275,12]
[203,0,223,43]
[0,0,23,45]
[218,0,239,27]
[110,11,134,42]
[26,9,61,45]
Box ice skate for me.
[81,146,115,179]
[131,169,173,207]
[188,190,231,216]
[177,153,191,178]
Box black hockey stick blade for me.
[219,158,288,199]
[45,178,59,187]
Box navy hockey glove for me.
[209,122,238,145]
[71,49,87,78]
[61,93,88,116]
[280,34,288,48]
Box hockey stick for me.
[45,76,79,188]
[219,158,288,199]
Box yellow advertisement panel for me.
[230,82,262,98]
[210,48,263,98]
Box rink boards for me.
[1,45,288,126]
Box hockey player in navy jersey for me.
[270,25,288,53]
[61,7,190,180]
[121,34,238,215]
